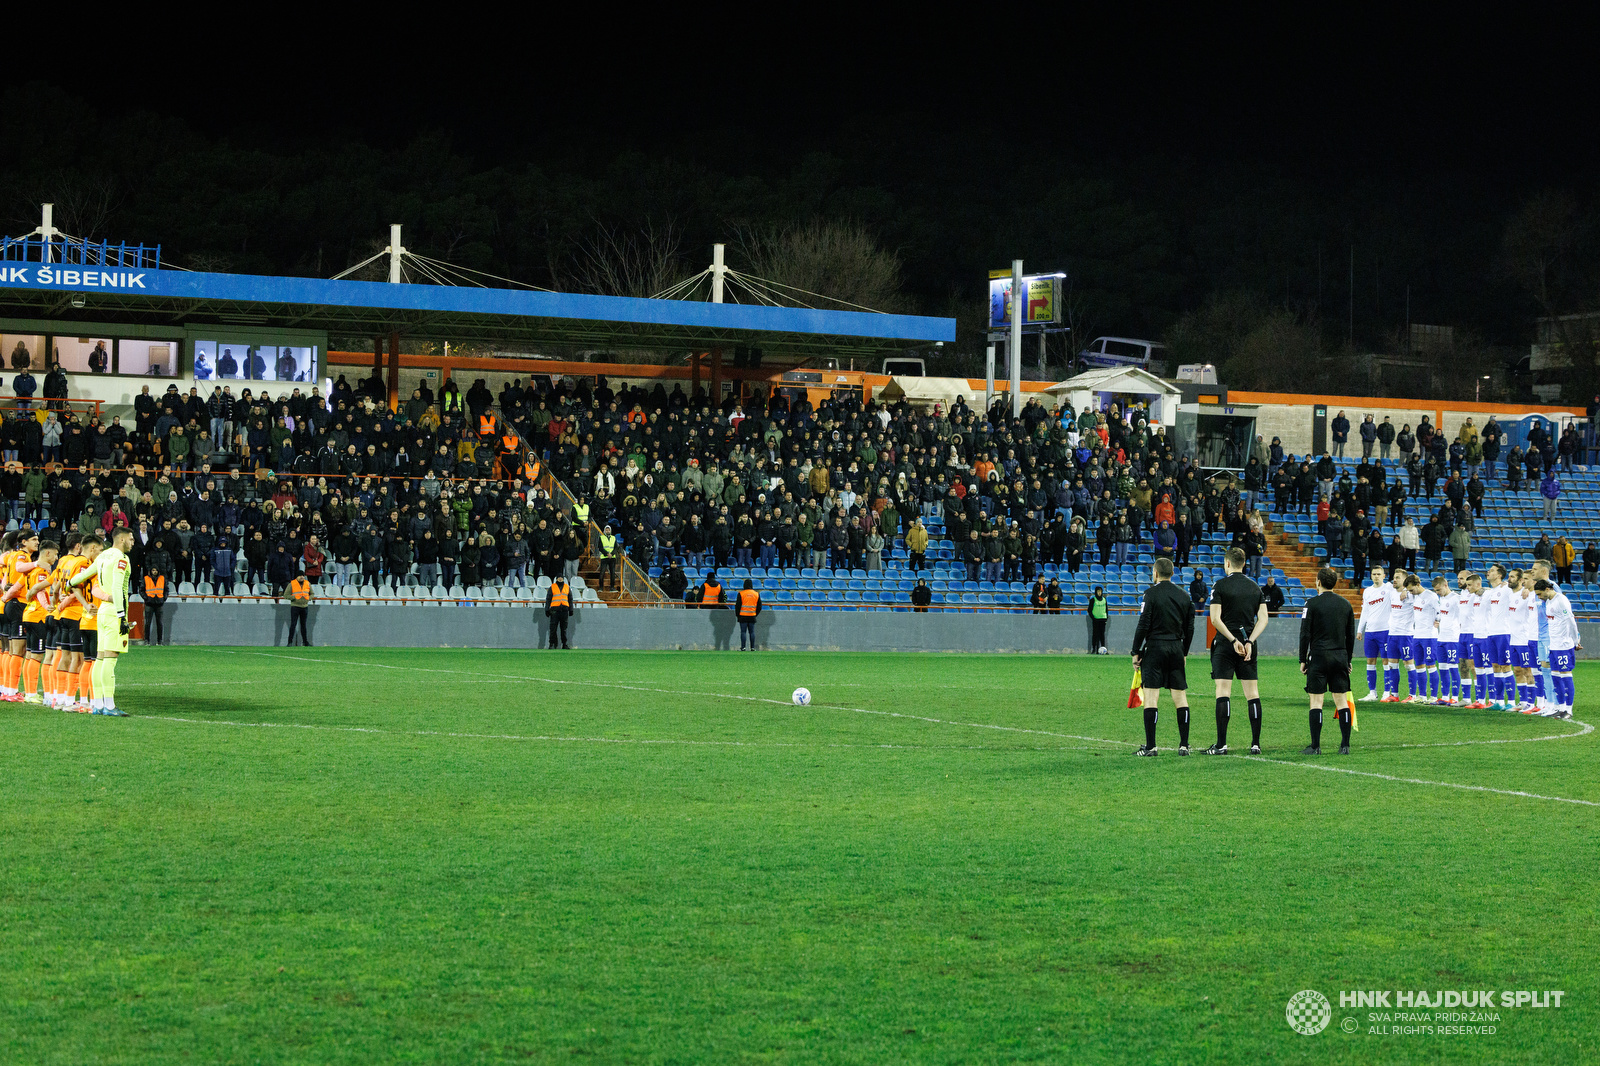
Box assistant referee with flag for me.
[1299,565,1356,755]
[1130,557,1196,756]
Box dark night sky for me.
[51,20,1599,187]
[9,19,1591,363]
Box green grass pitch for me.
[1,648,1595,1064]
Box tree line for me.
[0,83,1583,399]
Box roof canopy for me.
[875,375,983,408]
[1043,367,1179,397]
[0,265,954,358]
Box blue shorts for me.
[1487,633,1512,666]
[1363,632,1388,659]
[1440,642,1459,666]
[1475,641,1492,670]
[1459,638,1475,665]
[1412,638,1436,666]
[1551,648,1576,672]
[1387,634,1413,661]
[1513,643,1534,669]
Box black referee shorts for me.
[1140,642,1188,691]
[1304,653,1352,695]
[1210,640,1259,681]
[23,620,45,655]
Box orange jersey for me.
[78,560,103,631]
[21,566,53,623]
[1,549,24,600]
[53,556,87,621]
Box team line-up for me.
[0,527,135,715]
[1355,561,1579,718]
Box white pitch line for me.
[1234,753,1600,807]
[222,650,1129,747]
[186,649,1598,806]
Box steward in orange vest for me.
[544,577,572,649]
[734,578,762,651]
[286,573,314,648]
[142,572,168,646]
[698,572,725,610]
[478,411,498,440]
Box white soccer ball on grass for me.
[792,687,811,706]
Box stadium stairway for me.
[577,555,651,608]
[1261,516,1362,609]
[1262,455,1600,617]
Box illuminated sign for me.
[987,271,1061,328]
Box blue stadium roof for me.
[0,261,954,357]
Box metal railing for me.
[0,397,105,419]
[501,417,665,605]
[0,236,161,269]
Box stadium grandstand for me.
[1,216,1595,633]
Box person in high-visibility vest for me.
[478,410,498,440]
[698,570,725,611]
[734,578,762,651]
[142,571,168,646]
[287,571,314,647]
[544,576,573,648]
[596,524,621,592]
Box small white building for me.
[1044,367,1182,427]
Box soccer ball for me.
[792,687,811,706]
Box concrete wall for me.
[1252,403,1436,458]
[149,602,1600,658]
[1243,399,1583,459]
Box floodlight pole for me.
[709,244,726,402]
[32,203,63,261]
[384,224,404,412]
[388,224,405,284]
[985,342,996,415]
[1009,259,1023,418]
[711,243,725,304]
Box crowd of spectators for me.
[529,382,1279,607]
[1292,410,1597,582]
[0,369,586,598]
[12,370,1593,611]
[2,370,1289,609]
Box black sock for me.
[1309,708,1323,748]
[1177,705,1191,748]
[1248,698,1263,746]
[1338,708,1352,746]
[1215,697,1230,746]
[1143,707,1158,748]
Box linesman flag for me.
[1127,668,1143,708]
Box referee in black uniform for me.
[1130,557,1196,756]
[1207,547,1270,754]
[1299,565,1357,754]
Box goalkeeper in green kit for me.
[70,527,134,716]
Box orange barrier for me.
[0,397,104,418]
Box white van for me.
[881,356,926,377]
[1078,337,1167,374]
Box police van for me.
[1077,337,1168,375]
